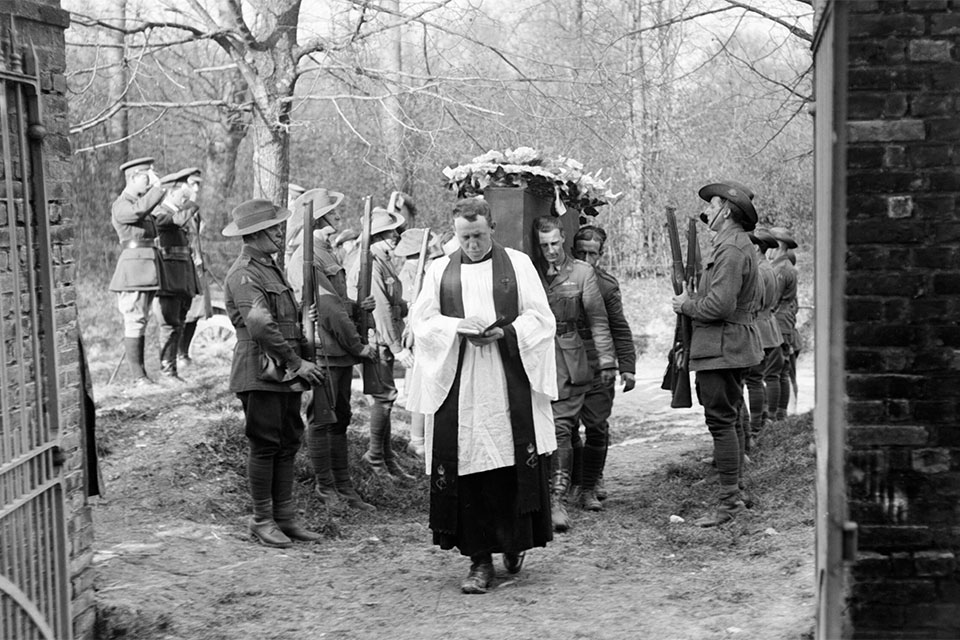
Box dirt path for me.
[92,354,816,640]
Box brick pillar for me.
[845,1,960,637]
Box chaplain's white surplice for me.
[405,247,557,475]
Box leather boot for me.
[568,442,583,504]
[178,320,198,364]
[550,448,572,532]
[579,444,605,512]
[248,456,291,548]
[461,553,495,594]
[362,402,394,479]
[158,325,182,380]
[694,484,746,528]
[307,423,340,507]
[273,456,321,542]
[383,421,415,482]
[330,432,376,511]
[125,336,153,384]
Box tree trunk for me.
[104,0,128,159]
[381,0,412,196]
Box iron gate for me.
[0,26,70,640]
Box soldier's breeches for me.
[695,369,746,487]
[117,290,155,337]
[552,393,586,452]
[239,391,305,463]
[580,375,615,448]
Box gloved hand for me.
[599,368,617,386]
[359,344,378,361]
[621,372,636,392]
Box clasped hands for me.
[457,316,504,347]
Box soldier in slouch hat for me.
[223,198,326,549]
[673,181,763,527]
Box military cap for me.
[749,227,778,251]
[120,157,155,173]
[160,167,200,186]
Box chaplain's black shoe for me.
[460,562,495,594]
[503,551,525,574]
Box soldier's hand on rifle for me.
[671,281,689,314]
[306,303,319,325]
[600,368,617,386]
[359,295,376,312]
[621,372,636,393]
[396,348,415,369]
[359,344,378,362]
[294,359,325,387]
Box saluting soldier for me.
[672,181,762,527]
[222,198,325,549]
[109,156,166,386]
[532,216,616,533]
[178,170,207,368]
[570,225,636,510]
[153,168,202,381]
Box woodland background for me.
[64,0,815,286]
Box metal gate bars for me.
[0,24,70,640]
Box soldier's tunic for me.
[771,254,800,419]
[680,225,762,487]
[538,252,615,451]
[109,185,165,336]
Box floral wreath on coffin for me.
[441,147,622,216]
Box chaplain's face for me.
[538,229,564,265]
[454,215,494,262]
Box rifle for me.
[357,196,387,394]
[661,206,693,408]
[300,196,336,422]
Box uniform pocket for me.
[690,322,723,359]
[556,332,592,386]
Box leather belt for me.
[161,246,192,256]
[555,320,579,335]
[122,239,156,249]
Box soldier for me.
[532,216,616,532]
[672,181,762,527]
[769,226,800,420]
[347,207,416,480]
[152,168,202,381]
[744,227,783,450]
[222,198,325,548]
[570,225,636,510]
[286,188,378,511]
[109,157,166,386]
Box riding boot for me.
[158,322,182,380]
[579,444,605,511]
[362,402,394,479]
[330,432,376,511]
[272,456,321,542]
[248,456,291,548]
[550,447,572,532]
[177,320,197,365]
[595,436,609,500]
[568,440,583,504]
[694,483,746,528]
[125,336,152,383]
[383,420,415,481]
[307,423,340,506]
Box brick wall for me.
[0,2,95,639]
[845,1,960,638]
